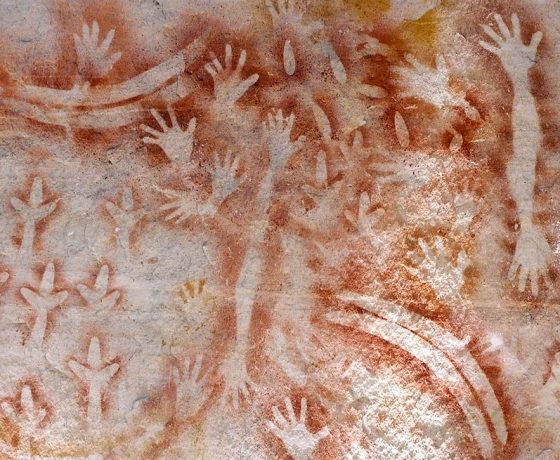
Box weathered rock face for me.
[0,0,558,458]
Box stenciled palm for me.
[265,0,323,36]
[205,44,259,109]
[141,107,197,163]
[406,237,469,302]
[74,21,122,80]
[392,54,479,120]
[172,354,211,418]
[267,397,330,460]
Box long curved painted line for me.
[327,310,494,459]
[0,97,140,129]
[339,291,508,446]
[10,36,206,109]
[0,76,193,129]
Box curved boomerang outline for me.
[327,296,507,459]
[0,78,192,130]
[0,35,207,130]
[8,35,206,109]
[327,310,494,458]
[339,292,507,445]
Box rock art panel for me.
[0,0,559,458]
